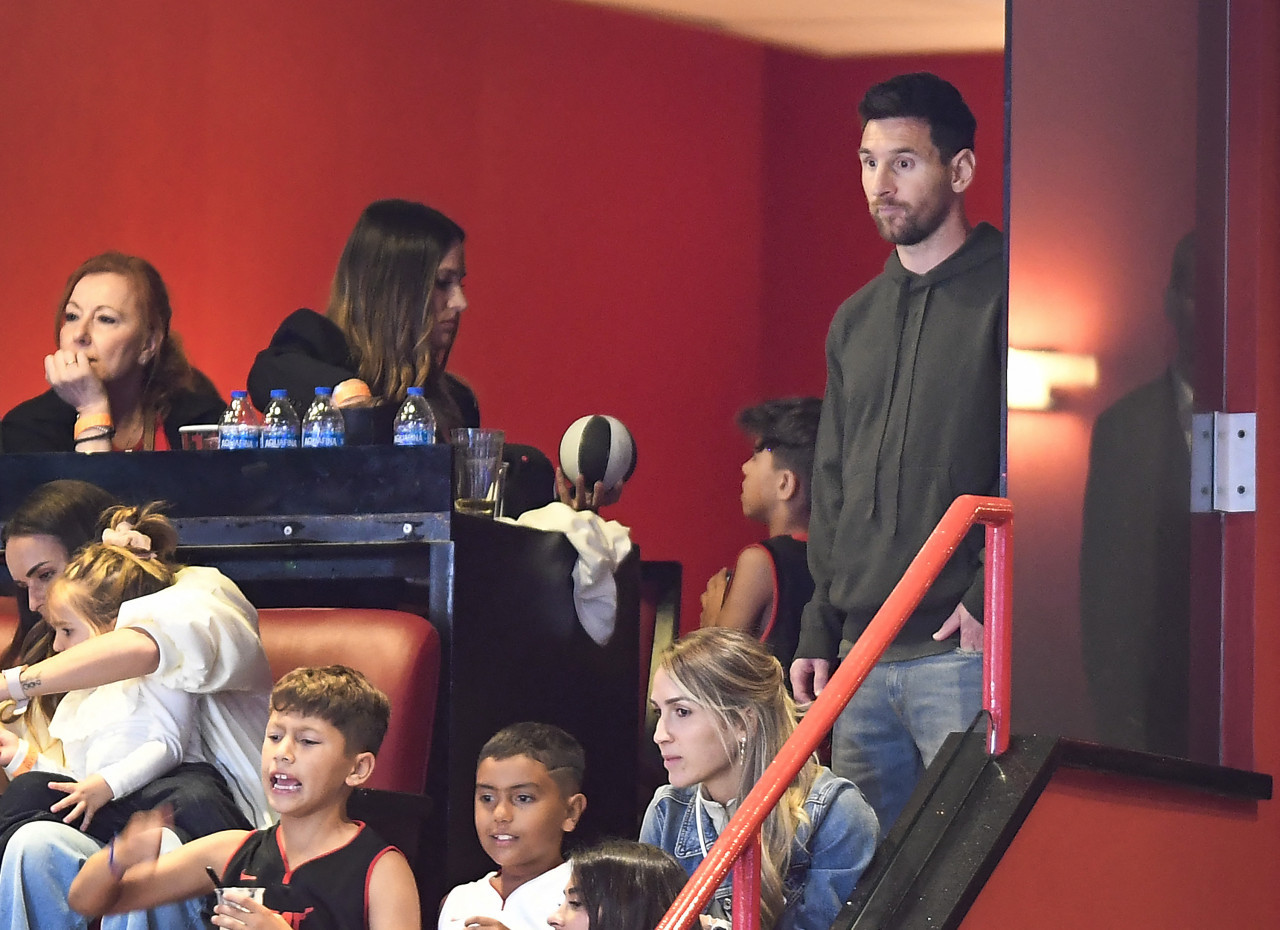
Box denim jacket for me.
[639,767,878,930]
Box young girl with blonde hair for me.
[641,628,879,930]
[0,504,231,853]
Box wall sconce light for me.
[1007,348,1099,410]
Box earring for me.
[738,735,747,764]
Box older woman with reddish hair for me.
[1,252,222,453]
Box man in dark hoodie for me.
[790,72,1004,833]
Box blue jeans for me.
[832,647,984,833]
[0,821,203,930]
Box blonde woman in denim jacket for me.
[641,629,878,930]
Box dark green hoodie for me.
[797,223,1004,663]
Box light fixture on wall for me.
[1007,348,1099,410]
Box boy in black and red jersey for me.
[70,665,419,929]
[699,397,822,676]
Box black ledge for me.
[1053,736,1272,801]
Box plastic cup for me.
[450,428,505,518]
[179,424,220,450]
[215,887,265,911]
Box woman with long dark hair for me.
[249,198,476,434]
[0,481,271,930]
[2,480,120,746]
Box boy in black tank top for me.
[699,398,821,675]
[69,666,420,929]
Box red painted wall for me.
[961,768,1278,927]
[0,2,1003,628]
[0,0,770,625]
[759,52,1005,403]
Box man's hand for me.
[699,569,730,625]
[49,774,115,832]
[932,601,984,652]
[555,469,623,512]
[790,657,831,705]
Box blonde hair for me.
[45,503,179,635]
[658,628,816,930]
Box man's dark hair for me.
[736,397,822,496]
[858,72,977,162]
[479,721,585,795]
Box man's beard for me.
[871,195,949,246]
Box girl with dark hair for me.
[0,252,224,452]
[641,628,878,930]
[546,840,685,930]
[249,198,478,434]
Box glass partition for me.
[1008,0,1232,762]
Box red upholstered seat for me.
[257,607,440,795]
[0,599,440,796]
[0,597,17,643]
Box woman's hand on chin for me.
[44,349,110,415]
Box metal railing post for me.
[731,832,762,930]
[983,518,1013,755]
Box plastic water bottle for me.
[393,387,436,446]
[260,389,300,449]
[301,387,345,448]
[218,391,261,450]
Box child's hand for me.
[700,568,730,624]
[212,891,292,929]
[49,773,115,831]
[555,469,623,512]
[0,728,17,766]
[110,807,174,873]
[458,918,512,930]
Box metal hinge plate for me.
[1190,411,1257,513]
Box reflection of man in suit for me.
[1080,233,1194,757]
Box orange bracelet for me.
[74,413,114,440]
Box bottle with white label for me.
[260,389,301,449]
[301,387,345,448]
[218,391,261,450]
[393,387,437,446]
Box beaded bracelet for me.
[73,428,116,446]
[73,412,114,440]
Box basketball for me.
[559,415,638,488]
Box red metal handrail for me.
[655,495,1014,930]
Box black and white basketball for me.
[559,415,637,488]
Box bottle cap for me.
[407,387,424,396]
[270,389,288,399]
